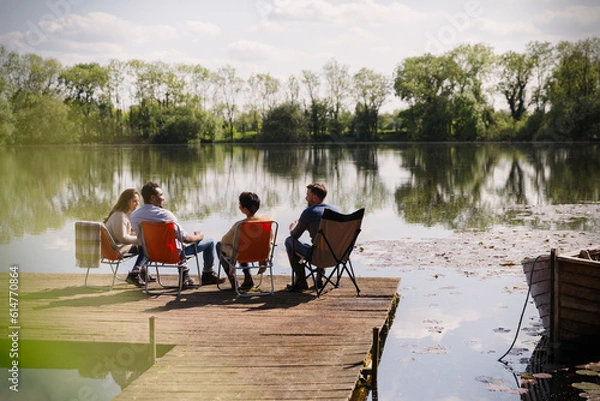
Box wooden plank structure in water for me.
[3,273,400,401]
[522,247,600,345]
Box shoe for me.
[239,279,254,290]
[126,272,145,288]
[182,269,195,287]
[202,271,226,285]
[139,267,156,282]
[286,281,309,292]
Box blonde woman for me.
[104,188,149,287]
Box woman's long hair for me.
[103,188,139,223]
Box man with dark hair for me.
[131,181,224,286]
[216,191,270,290]
[285,183,339,290]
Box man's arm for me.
[184,231,204,243]
[289,219,308,240]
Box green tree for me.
[247,73,280,131]
[2,52,68,144]
[285,74,300,106]
[13,94,73,144]
[260,102,309,142]
[449,44,494,140]
[351,68,390,140]
[59,62,112,142]
[496,51,533,122]
[323,59,350,136]
[394,54,458,140]
[526,41,554,113]
[213,65,244,140]
[0,97,14,144]
[301,69,329,138]
[151,107,204,144]
[545,38,600,140]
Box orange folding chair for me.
[139,221,201,296]
[217,220,278,298]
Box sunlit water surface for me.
[1,143,599,400]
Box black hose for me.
[497,255,540,363]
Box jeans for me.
[284,236,311,284]
[183,237,215,272]
[215,241,231,276]
[129,245,146,271]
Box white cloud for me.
[534,5,600,26]
[32,12,177,47]
[54,39,124,55]
[473,17,537,37]
[256,0,425,30]
[393,305,481,341]
[228,40,288,62]
[1,11,182,62]
[185,20,221,37]
[328,26,381,45]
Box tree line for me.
[0,37,598,145]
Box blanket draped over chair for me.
[75,221,101,269]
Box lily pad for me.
[577,370,600,377]
[572,382,600,391]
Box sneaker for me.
[126,272,145,288]
[139,267,156,282]
[239,279,254,290]
[286,281,309,292]
[202,271,226,285]
[182,269,195,287]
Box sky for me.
[0,0,599,110]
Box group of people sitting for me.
[103,181,338,291]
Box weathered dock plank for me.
[2,273,400,401]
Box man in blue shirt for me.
[285,183,339,291]
[131,181,224,287]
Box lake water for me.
[1,142,599,400]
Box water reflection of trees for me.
[1,144,598,243]
[394,143,600,230]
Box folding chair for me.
[75,221,135,290]
[138,221,201,296]
[217,220,278,298]
[299,208,364,297]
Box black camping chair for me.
[300,208,364,297]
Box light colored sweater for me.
[105,211,140,254]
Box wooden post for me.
[372,327,379,400]
[550,248,558,346]
[150,316,156,365]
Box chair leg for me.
[84,267,114,290]
[109,261,120,290]
[344,260,361,296]
[84,268,91,287]
[144,263,184,296]
[325,262,360,297]
[235,263,275,298]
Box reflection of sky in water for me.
[0,207,452,274]
[373,266,541,401]
[0,369,121,401]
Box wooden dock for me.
[4,273,400,401]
